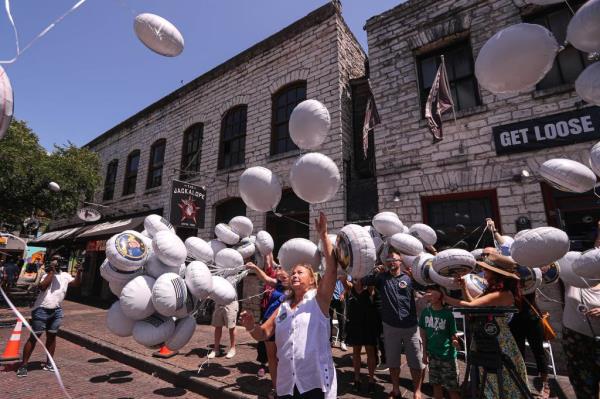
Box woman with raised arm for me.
[240,212,337,399]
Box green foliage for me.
[0,119,101,228]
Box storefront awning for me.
[28,227,85,246]
[75,216,145,240]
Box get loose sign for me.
[492,107,600,155]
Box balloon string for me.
[451,223,484,249]
[473,224,489,249]
[0,287,72,399]
[593,185,600,200]
[271,212,311,227]
[564,0,575,15]
[0,0,89,64]
[535,287,564,305]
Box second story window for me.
[417,40,480,113]
[147,139,166,189]
[218,105,247,170]
[123,150,140,195]
[525,2,590,90]
[180,123,203,180]
[103,159,118,201]
[271,82,306,155]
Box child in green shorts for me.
[419,285,461,399]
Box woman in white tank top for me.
[240,212,338,399]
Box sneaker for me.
[376,363,389,372]
[16,367,27,378]
[257,367,266,378]
[43,363,55,372]
[340,342,348,351]
[207,350,216,359]
[225,348,236,359]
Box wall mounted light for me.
[393,191,401,202]
[512,169,530,183]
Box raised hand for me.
[239,310,256,331]
[315,211,328,239]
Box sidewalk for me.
[1,300,575,398]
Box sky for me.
[0,0,403,150]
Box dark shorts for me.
[428,357,459,391]
[31,307,63,334]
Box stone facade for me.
[79,2,365,316]
[366,0,597,367]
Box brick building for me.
[366,0,598,360]
[35,2,371,312]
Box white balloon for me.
[429,266,461,290]
[559,251,599,288]
[109,280,127,297]
[234,237,256,260]
[514,229,530,241]
[153,230,187,267]
[372,212,404,237]
[432,249,476,277]
[165,316,196,351]
[389,233,424,256]
[215,223,240,245]
[106,231,149,272]
[255,231,274,256]
[517,266,543,295]
[290,153,341,204]
[412,253,435,286]
[475,23,558,94]
[0,66,13,140]
[215,248,244,269]
[100,259,143,284]
[336,224,376,279]
[409,223,437,246]
[185,236,214,263]
[471,248,484,260]
[576,62,600,107]
[185,261,213,300]
[463,273,488,297]
[134,13,184,57]
[540,158,596,193]
[106,301,136,337]
[572,248,600,279]
[510,227,570,267]
[288,99,331,150]
[132,314,175,348]
[144,214,175,237]
[120,275,156,320]
[209,239,227,260]
[278,238,321,272]
[151,273,188,317]
[567,0,600,53]
[590,141,600,178]
[210,275,237,305]
[229,216,253,238]
[144,254,179,279]
[48,181,60,192]
[174,294,198,319]
[239,166,282,212]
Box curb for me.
[58,327,253,399]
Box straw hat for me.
[476,252,519,280]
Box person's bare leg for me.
[448,390,461,399]
[265,341,278,389]
[432,384,444,399]
[228,327,236,348]
[365,345,377,383]
[352,345,362,382]
[19,335,38,367]
[410,367,424,399]
[45,333,57,361]
[213,327,222,353]
[390,367,400,396]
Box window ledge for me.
[216,163,246,175]
[120,194,136,200]
[267,149,302,163]
[532,83,574,100]
[144,186,162,195]
[419,105,488,127]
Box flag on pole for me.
[425,55,455,143]
[362,82,380,158]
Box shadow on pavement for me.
[87,357,109,363]
[153,387,188,397]
[107,377,134,384]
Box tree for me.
[0,119,101,230]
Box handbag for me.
[524,297,557,341]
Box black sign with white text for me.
[492,107,600,155]
[169,180,206,229]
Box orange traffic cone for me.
[0,321,22,363]
[152,344,178,359]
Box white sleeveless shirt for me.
[275,289,337,398]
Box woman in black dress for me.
[345,279,381,393]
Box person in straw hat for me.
[442,251,529,399]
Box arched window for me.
[271,81,306,155]
[147,139,166,189]
[180,123,203,180]
[103,159,119,201]
[218,105,247,169]
[123,150,140,195]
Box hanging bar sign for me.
[492,107,600,155]
[169,180,206,229]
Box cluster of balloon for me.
[569,0,600,106]
[0,66,14,140]
[134,13,184,57]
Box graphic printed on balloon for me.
[290,153,340,204]
[475,23,559,94]
[288,99,331,149]
[576,62,600,107]
[432,249,476,277]
[0,66,14,140]
[541,262,560,285]
[517,266,542,295]
[151,273,187,317]
[278,238,320,272]
[510,227,570,267]
[106,231,149,272]
[335,225,376,279]
[539,158,597,193]
[567,0,600,53]
[239,166,282,212]
[463,273,488,297]
[134,13,184,57]
[412,253,435,287]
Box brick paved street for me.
[0,300,575,398]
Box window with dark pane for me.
[218,106,247,169]
[103,159,118,201]
[417,40,480,114]
[123,150,140,195]
[147,139,166,189]
[214,198,246,227]
[525,1,589,90]
[271,82,306,155]
[180,123,203,180]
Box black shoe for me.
[16,367,27,378]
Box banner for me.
[170,180,206,229]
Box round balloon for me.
[389,233,424,256]
[572,248,600,279]
[541,262,560,285]
[215,248,244,269]
[106,231,149,272]
[559,251,599,288]
[567,0,600,53]
[144,254,179,279]
[152,230,187,267]
[590,141,600,177]
[290,153,340,204]
[106,301,136,337]
[409,223,437,246]
[132,314,175,348]
[463,273,488,297]
[109,280,127,297]
[215,223,240,245]
[278,238,320,272]
[429,266,461,290]
[255,230,274,256]
[210,276,237,305]
[144,214,175,237]
[412,253,435,286]
[234,237,256,260]
[134,13,184,57]
[239,166,282,212]
[432,249,476,277]
[335,224,376,279]
[151,273,188,317]
[209,239,227,260]
[372,212,404,237]
[0,66,14,140]
[185,261,213,300]
[120,275,156,320]
[48,182,60,192]
[100,259,143,284]
[185,236,214,263]
[229,216,253,238]
[475,23,558,94]
[165,316,196,351]
[510,227,570,268]
[517,266,543,295]
[540,158,596,193]
[288,99,331,150]
[576,62,600,107]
